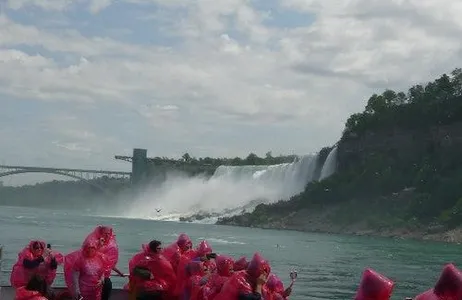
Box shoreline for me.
[215,194,462,245]
[216,220,462,244]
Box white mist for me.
[116,151,336,222]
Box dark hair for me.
[206,253,217,259]
[148,240,162,252]
[26,274,48,296]
[32,241,43,250]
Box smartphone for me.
[289,270,298,281]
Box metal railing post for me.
[0,245,3,268]
[0,245,3,283]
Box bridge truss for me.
[0,165,131,182]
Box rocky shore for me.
[216,198,462,244]
[217,215,462,243]
[219,218,462,243]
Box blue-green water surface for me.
[0,206,460,299]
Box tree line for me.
[147,152,298,167]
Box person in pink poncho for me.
[10,240,63,289]
[234,257,249,272]
[163,233,194,272]
[175,240,215,297]
[190,240,216,270]
[181,261,207,300]
[265,273,294,300]
[354,268,394,300]
[413,263,462,300]
[200,255,235,300]
[83,225,123,300]
[65,239,108,300]
[127,240,177,300]
[216,252,271,300]
[14,274,49,300]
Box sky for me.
[1,0,462,186]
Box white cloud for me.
[6,0,74,11]
[1,0,462,185]
[88,0,112,13]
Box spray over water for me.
[119,149,338,223]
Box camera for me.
[206,253,217,259]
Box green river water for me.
[0,205,460,299]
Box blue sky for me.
[1,0,461,185]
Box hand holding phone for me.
[288,268,297,289]
[289,269,298,281]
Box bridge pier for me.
[131,148,148,185]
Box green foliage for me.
[438,198,462,228]
[343,69,462,139]
[146,152,298,176]
[223,68,462,231]
[332,68,462,227]
[148,152,297,167]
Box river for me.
[0,205,460,299]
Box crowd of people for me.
[7,224,462,300]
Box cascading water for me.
[120,150,337,223]
[319,146,338,181]
[213,154,319,201]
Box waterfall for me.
[212,154,319,201]
[120,149,338,222]
[319,146,338,181]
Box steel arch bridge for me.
[0,165,131,192]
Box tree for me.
[182,153,192,162]
[451,68,462,96]
[343,113,367,135]
[365,94,388,114]
[245,153,259,165]
[395,92,407,105]
[434,74,453,101]
[408,84,425,103]
[381,89,397,106]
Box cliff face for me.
[338,122,462,174]
[218,114,462,241]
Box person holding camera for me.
[10,240,61,289]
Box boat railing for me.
[0,245,3,274]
